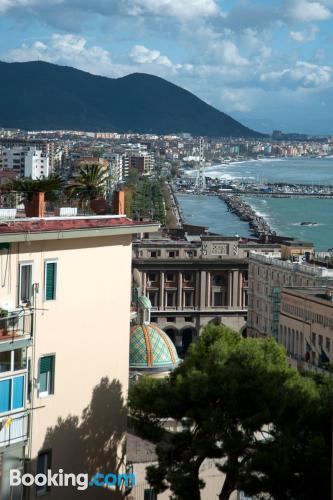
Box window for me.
[37,451,52,495]
[311,332,316,346]
[38,355,55,397]
[184,272,193,282]
[44,261,57,301]
[166,272,175,282]
[326,338,331,352]
[168,251,179,258]
[213,292,224,307]
[167,317,176,323]
[147,272,157,283]
[0,351,11,373]
[144,489,157,500]
[0,375,25,413]
[184,291,194,307]
[214,275,225,286]
[166,292,176,307]
[19,263,32,304]
[185,317,193,322]
[0,349,26,373]
[147,291,158,307]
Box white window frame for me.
[38,355,55,399]
[0,348,27,375]
[18,261,33,306]
[43,260,58,301]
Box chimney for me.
[113,191,125,215]
[30,192,45,218]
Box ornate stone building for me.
[132,230,279,356]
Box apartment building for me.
[0,146,49,179]
[132,231,279,354]
[24,149,49,179]
[247,251,333,338]
[129,153,154,176]
[279,287,333,370]
[0,208,158,499]
[0,140,55,172]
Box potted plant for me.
[0,308,9,337]
[6,175,65,216]
[67,164,111,214]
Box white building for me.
[24,148,49,179]
[0,146,49,179]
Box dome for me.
[130,323,180,373]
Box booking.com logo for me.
[10,469,136,491]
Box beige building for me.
[279,287,333,371]
[133,231,280,354]
[247,251,333,338]
[0,212,158,499]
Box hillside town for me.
[0,128,332,500]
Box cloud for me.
[130,45,175,67]
[285,0,331,22]
[0,0,221,20]
[290,25,319,42]
[260,61,332,89]
[127,0,220,19]
[6,34,124,76]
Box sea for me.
[177,157,333,251]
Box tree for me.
[68,164,110,203]
[6,174,65,203]
[129,325,331,500]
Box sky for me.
[1,0,333,135]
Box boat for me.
[300,221,318,226]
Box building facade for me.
[24,148,49,179]
[0,213,158,500]
[133,232,280,355]
[247,251,333,339]
[279,287,333,370]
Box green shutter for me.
[45,262,56,300]
[40,356,53,374]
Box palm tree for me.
[68,164,111,213]
[6,175,65,202]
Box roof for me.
[0,215,159,242]
[130,323,179,372]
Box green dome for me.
[130,323,179,372]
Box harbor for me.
[171,156,333,251]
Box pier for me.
[219,193,274,239]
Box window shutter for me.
[40,356,53,374]
[0,379,11,412]
[45,263,56,300]
[12,376,24,409]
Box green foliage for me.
[68,164,110,203]
[129,325,332,500]
[6,174,65,202]
[125,174,166,225]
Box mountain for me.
[0,61,263,137]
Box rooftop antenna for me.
[195,138,206,193]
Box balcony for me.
[0,411,29,447]
[0,310,33,348]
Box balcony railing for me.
[0,411,29,447]
[0,310,33,343]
